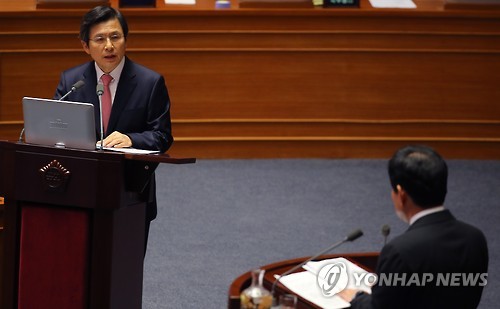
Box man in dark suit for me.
[342,145,489,309]
[54,6,173,254]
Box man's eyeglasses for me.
[89,33,124,45]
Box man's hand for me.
[102,131,132,148]
[337,288,360,302]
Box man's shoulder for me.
[384,212,488,265]
[125,58,162,79]
[394,212,485,245]
[62,61,93,76]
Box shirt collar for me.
[95,57,125,82]
[409,205,446,225]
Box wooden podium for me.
[0,141,195,309]
[228,252,379,309]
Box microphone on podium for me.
[270,229,363,302]
[96,84,105,150]
[381,224,391,246]
[59,80,85,101]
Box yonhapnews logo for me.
[313,259,488,298]
[316,261,349,297]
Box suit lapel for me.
[107,58,137,135]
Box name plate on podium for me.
[323,0,359,8]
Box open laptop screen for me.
[22,97,96,150]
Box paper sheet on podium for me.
[101,147,160,154]
[277,257,372,309]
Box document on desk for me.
[369,0,416,8]
[276,257,372,309]
[102,147,160,155]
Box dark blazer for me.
[54,57,173,222]
[351,210,489,309]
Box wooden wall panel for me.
[0,53,89,121]
[126,50,500,120]
[0,1,499,159]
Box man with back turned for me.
[342,145,489,308]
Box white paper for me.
[304,258,372,294]
[275,257,373,309]
[102,147,160,154]
[165,0,196,4]
[369,0,416,8]
[277,272,351,309]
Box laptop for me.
[22,97,97,150]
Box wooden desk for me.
[0,1,499,159]
[228,252,379,309]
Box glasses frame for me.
[89,33,124,45]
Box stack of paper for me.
[276,257,373,309]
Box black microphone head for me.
[96,84,104,96]
[381,224,391,237]
[346,229,363,242]
[72,80,85,91]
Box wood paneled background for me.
[0,0,499,159]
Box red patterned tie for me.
[101,74,113,133]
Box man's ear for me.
[396,185,408,205]
[81,40,90,55]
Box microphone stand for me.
[59,88,75,101]
[59,80,85,101]
[96,84,105,151]
[18,128,25,143]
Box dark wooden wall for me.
[1,0,499,159]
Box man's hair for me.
[388,145,448,208]
[79,6,129,45]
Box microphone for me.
[96,84,105,150]
[381,224,391,245]
[271,229,363,302]
[59,80,85,101]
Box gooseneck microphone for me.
[271,229,364,302]
[18,80,85,143]
[381,224,391,245]
[96,84,105,150]
[59,80,85,101]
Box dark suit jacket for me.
[351,210,488,309]
[54,57,173,222]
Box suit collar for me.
[408,209,455,231]
[409,206,446,225]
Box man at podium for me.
[343,145,489,308]
[53,5,174,253]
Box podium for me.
[0,141,195,309]
[228,252,379,309]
